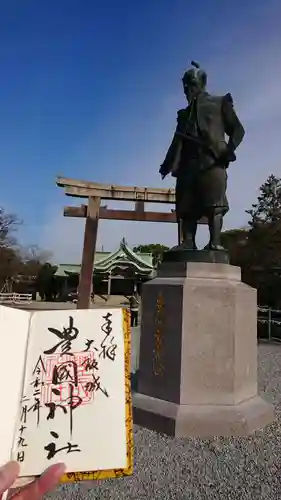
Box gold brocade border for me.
[60,308,133,483]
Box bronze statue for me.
[159,61,245,251]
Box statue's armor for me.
[174,93,229,220]
[159,61,245,250]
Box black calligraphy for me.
[82,351,109,397]
[44,361,83,458]
[100,312,117,361]
[32,355,47,376]
[16,396,29,463]
[81,357,98,372]
[44,316,79,355]
[46,365,82,435]
[44,431,81,460]
[83,339,94,352]
[52,361,78,387]
[84,374,109,398]
[19,311,117,464]
[27,356,46,427]
[28,398,41,426]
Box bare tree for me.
[20,244,52,264]
[0,208,21,249]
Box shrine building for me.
[55,238,155,297]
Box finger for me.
[0,462,20,493]
[13,463,66,500]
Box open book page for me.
[11,308,127,477]
[0,306,30,467]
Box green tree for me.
[243,174,281,306]
[133,243,170,266]
[246,174,281,227]
[133,244,169,253]
[221,228,249,266]
[36,263,58,301]
[246,175,281,269]
[218,175,281,306]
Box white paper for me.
[0,305,30,466]
[11,308,127,476]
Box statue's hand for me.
[159,164,167,179]
[219,144,236,165]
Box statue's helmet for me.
[182,61,207,93]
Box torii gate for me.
[56,177,207,308]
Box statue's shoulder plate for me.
[206,94,224,104]
[177,108,186,122]
[223,92,234,105]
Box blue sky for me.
[1,0,281,262]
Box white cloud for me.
[40,30,281,263]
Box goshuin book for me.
[0,305,133,485]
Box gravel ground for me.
[47,343,281,500]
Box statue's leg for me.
[175,168,199,250]
[182,217,198,250]
[206,208,225,251]
[201,166,228,251]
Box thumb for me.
[0,462,20,493]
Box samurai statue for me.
[159,62,245,251]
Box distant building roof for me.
[55,238,154,277]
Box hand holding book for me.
[1,461,65,499]
[0,306,133,488]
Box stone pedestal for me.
[133,261,274,437]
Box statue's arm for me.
[222,93,245,153]
[159,110,182,177]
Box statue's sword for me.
[175,131,217,160]
[175,131,236,162]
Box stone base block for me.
[133,392,275,437]
[135,261,275,437]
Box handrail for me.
[258,306,281,342]
[0,293,32,304]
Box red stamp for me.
[41,352,96,406]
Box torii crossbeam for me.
[56,176,207,308]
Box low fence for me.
[258,306,281,342]
[0,296,278,341]
[0,293,32,305]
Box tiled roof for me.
[55,238,154,277]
